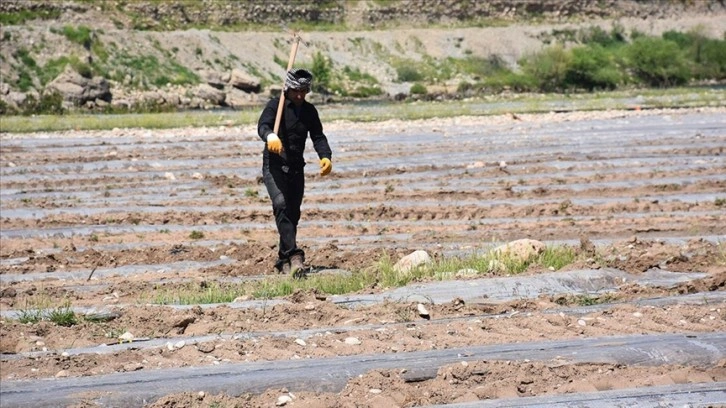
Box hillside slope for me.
[0,0,725,112]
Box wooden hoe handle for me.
[273,34,301,135]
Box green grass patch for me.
[555,293,619,306]
[2,86,722,133]
[246,272,373,300]
[0,109,261,132]
[189,230,205,239]
[61,25,93,47]
[136,243,594,306]
[539,245,577,270]
[16,298,78,326]
[108,52,199,89]
[149,282,247,305]
[0,9,60,25]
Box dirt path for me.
[1,106,725,407]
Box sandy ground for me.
[1,106,725,407]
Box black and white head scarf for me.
[284,68,313,92]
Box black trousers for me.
[262,160,305,270]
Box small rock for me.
[295,338,306,346]
[276,395,293,406]
[344,337,362,345]
[196,342,215,353]
[417,303,430,319]
[118,331,134,342]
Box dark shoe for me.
[280,261,291,275]
[290,254,305,279]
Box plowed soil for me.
[1,107,725,407]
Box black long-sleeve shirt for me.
[258,97,332,170]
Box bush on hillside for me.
[625,37,690,87]
[519,45,571,92]
[564,44,622,90]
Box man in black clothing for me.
[257,68,333,277]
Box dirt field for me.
[1,106,725,407]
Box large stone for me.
[45,66,111,105]
[229,69,261,93]
[393,250,432,274]
[492,239,546,262]
[200,69,228,90]
[225,87,260,108]
[193,83,226,105]
[5,91,29,106]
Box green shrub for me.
[410,83,427,94]
[625,37,690,87]
[397,65,423,82]
[481,71,538,93]
[519,45,571,92]
[578,25,626,48]
[16,69,34,91]
[342,66,378,83]
[0,99,14,115]
[71,59,94,78]
[663,29,726,79]
[457,81,474,93]
[311,51,332,93]
[39,56,71,85]
[14,48,36,68]
[33,91,65,115]
[564,44,621,90]
[459,54,508,77]
[62,25,93,48]
[662,30,695,48]
[694,38,726,79]
[349,86,383,98]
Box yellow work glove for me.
[319,158,332,176]
[266,133,282,155]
